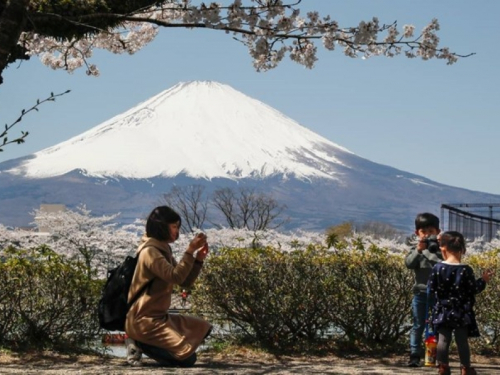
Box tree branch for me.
[1,89,71,152]
[0,1,473,84]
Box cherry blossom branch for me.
[17,1,472,77]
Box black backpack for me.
[98,254,151,331]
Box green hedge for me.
[0,246,103,351]
[191,242,414,352]
[192,245,338,351]
[467,250,500,353]
[325,242,413,349]
[1,241,498,356]
[192,243,499,354]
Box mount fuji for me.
[1,81,499,231]
[6,81,351,180]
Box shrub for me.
[191,241,414,352]
[192,245,336,352]
[326,221,354,247]
[467,249,500,353]
[326,241,413,349]
[0,245,103,351]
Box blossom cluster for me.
[2,205,497,274]
[0,205,140,276]
[18,1,463,76]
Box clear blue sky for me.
[1,1,499,195]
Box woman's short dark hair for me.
[146,206,181,241]
[439,231,466,253]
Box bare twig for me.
[0,90,71,152]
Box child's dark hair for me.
[146,206,181,241]
[415,212,440,231]
[439,231,466,253]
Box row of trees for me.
[163,185,419,240]
[162,185,288,232]
[2,203,499,275]
[0,201,419,277]
[1,205,141,276]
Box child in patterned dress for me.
[428,231,494,375]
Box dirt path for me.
[1,352,500,374]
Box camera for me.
[424,235,439,253]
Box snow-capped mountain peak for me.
[7,80,352,180]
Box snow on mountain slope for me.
[6,81,352,180]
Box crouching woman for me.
[125,206,212,367]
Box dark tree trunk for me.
[0,0,30,84]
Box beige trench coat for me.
[125,237,212,360]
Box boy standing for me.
[405,212,443,367]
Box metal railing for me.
[441,203,500,242]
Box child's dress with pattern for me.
[428,262,486,337]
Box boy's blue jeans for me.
[410,292,432,358]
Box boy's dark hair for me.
[439,231,466,253]
[415,212,440,231]
[146,206,181,241]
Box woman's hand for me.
[187,232,207,254]
[196,243,209,262]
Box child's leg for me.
[454,326,471,367]
[437,326,453,364]
[409,292,427,360]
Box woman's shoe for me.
[125,338,143,366]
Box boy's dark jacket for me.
[405,243,444,294]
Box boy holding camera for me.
[405,212,443,367]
